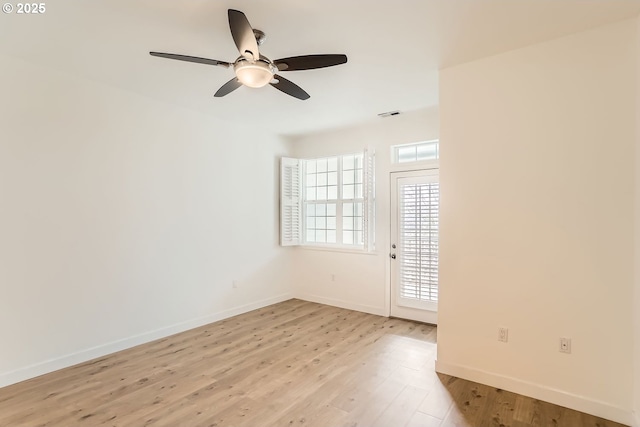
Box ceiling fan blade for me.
[274,54,347,71]
[214,78,243,97]
[149,52,230,68]
[228,9,259,61]
[270,75,310,100]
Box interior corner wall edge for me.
[437,18,636,425]
[0,54,295,387]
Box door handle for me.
[390,253,396,259]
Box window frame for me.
[302,152,366,249]
[391,140,440,167]
[279,149,375,253]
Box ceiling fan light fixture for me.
[150,9,347,99]
[234,60,275,88]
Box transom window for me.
[392,140,439,163]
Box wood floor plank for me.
[0,300,628,427]
[440,380,500,427]
[339,377,407,427]
[407,411,443,427]
[418,374,458,420]
[472,386,517,427]
[371,385,431,427]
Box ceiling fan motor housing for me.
[253,29,267,46]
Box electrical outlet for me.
[498,327,508,343]
[331,274,336,282]
[559,338,571,354]
[232,280,238,289]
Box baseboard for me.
[0,293,293,389]
[295,293,386,317]
[435,360,633,426]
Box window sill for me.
[298,245,379,256]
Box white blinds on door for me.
[399,181,439,302]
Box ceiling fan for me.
[150,9,348,100]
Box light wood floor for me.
[0,299,627,427]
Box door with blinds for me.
[390,169,439,324]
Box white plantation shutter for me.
[399,174,439,304]
[362,148,375,252]
[280,157,302,246]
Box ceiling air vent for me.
[378,110,401,118]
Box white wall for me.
[289,109,439,316]
[0,54,293,387]
[634,15,640,427]
[437,19,637,425]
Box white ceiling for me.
[1,0,639,136]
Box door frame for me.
[389,168,439,325]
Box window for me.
[392,140,439,163]
[280,150,375,251]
